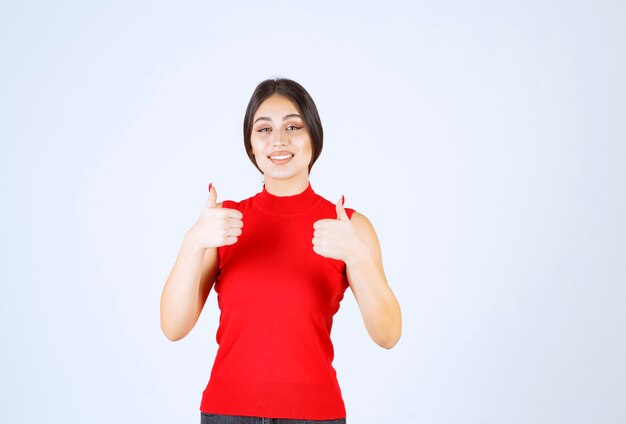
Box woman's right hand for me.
[185,183,244,249]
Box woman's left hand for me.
[312,197,367,263]
[315,197,402,349]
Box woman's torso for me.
[200,184,355,420]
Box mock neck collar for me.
[255,182,320,215]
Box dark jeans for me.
[200,412,346,424]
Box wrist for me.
[344,242,371,268]
[182,232,206,253]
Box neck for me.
[263,176,310,196]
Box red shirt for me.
[200,183,355,419]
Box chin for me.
[264,171,301,181]
[259,164,308,180]
[261,168,308,182]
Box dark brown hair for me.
[243,78,323,174]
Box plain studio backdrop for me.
[1,1,624,423]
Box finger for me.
[228,218,244,228]
[313,219,332,230]
[336,195,349,221]
[312,244,326,257]
[223,208,243,220]
[224,235,239,245]
[226,227,242,237]
[207,183,217,208]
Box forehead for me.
[254,95,301,118]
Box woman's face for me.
[250,94,313,184]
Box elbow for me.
[160,319,188,342]
[376,331,401,350]
[162,330,184,342]
[161,325,181,342]
[160,302,195,341]
[371,309,402,349]
[380,339,400,350]
[371,324,402,350]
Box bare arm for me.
[345,212,402,349]
[159,236,218,341]
[160,185,243,341]
[312,199,402,349]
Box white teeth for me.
[270,154,293,160]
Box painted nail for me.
[341,194,345,206]
[208,182,213,192]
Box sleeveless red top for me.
[200,183,355,420]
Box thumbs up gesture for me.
[312,196,365,263]
[185,183,244,249]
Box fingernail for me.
[341,194,345,205]
[208,182,213,192]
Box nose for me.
[272,129,290,147]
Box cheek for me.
[292,133,312,152]
[250,138,265,156]
[301,138,313,158]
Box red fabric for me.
[200,183,355,420]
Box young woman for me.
[160,78,402,424]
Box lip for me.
[267,150,294,166]
[267,150,294,159]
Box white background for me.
[1,1,625,423]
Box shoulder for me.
[349,211,377,235]
[311,187,373,236]
[349,211,384,262]
[215,201,239,209]
[218,200,240,209]
[316,192,357,218]
[216,192,257,211]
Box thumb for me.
[336,195,349,221]
[207,182,217,208]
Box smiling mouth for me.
[267,152,294,165]
[269,154,293,160]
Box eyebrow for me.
[253,113,302,124]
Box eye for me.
[257,127,271,133]
[287,125,302,131]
